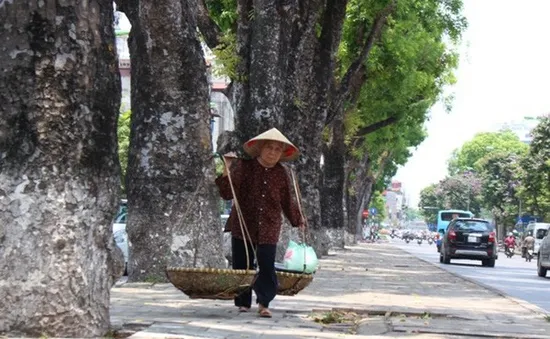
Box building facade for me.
[384,180,405,227]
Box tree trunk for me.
[346,157,374,241]
[122,0,225,282]
[0,1,120,336]
[321,118,347,248]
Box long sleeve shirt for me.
[215,159,302,245]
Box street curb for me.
[396,244,550,317]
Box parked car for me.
[439,218,497,267]
[537,228,550,277]
[113,207,231,275]
[113,200,128,275]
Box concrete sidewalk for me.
[110,243,550,338]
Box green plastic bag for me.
[283,240,318,273]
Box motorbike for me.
[505,246,515,258]
[526,248,534,262]
[417,237,423,245]
[427,237,434,245]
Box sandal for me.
[258,307,272,318]
[238,306,250,313]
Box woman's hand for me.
[298,217,306,231]
[222,152,238,176]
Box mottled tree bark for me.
[224,0,348,257]
[321,118,347,248]
[120,0,225,282]
[327,115,400,246]
[0,0,120,336]
[346,157,374,241]
[346,150,392,241]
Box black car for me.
[439,218,497,267]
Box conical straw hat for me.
[243,128,300,162]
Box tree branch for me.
[195,0,223,49]
[325,63,367,126]
[310,0,348,123]
[325,0,396,126]
[355,115,399,138]
[337,0,396,100]
[317,0,348,63]
[373,150,392,182]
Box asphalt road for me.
[392,238,550,313]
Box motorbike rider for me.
[522,233,535,258]
[504,232,516,255]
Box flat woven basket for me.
[276,270,314,296]
[166,267,255,300]
[166,267,313,300]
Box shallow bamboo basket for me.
[166,267,314,300]
[275,270,314,296]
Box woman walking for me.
[215,128,305,318]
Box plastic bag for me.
[283,240,318,273]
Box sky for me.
[393,0,550,208]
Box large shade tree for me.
[447,130,529,175]
[478,152,523,236]
[324,0,465,245]
[419,130,529,229]
[0,0,121,336]
[418,173,483,219]
[518,115,550,221]
[419,184,443,224]
[115,0,226,282]
[345,114,427,240]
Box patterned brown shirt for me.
[215,159,302,245]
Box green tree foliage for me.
[477,152,522,226]
[342,0,465,204]
[368,190,387,221]
[447,130,529,175]
[420,117,550,228]
[418,131,527,222]
[418,173,482,220]
[206,0,237,32]
[419,184,440,224]
[518,115,550,220]
[117,109,131,194]
[404,207,421,222]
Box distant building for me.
[384,180,405,226]
[115,29,131,111]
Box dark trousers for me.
[231,237,277,308]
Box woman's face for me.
[258,141,285,167]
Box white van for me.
[525,222,550,254]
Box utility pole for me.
[467,184,471,211]
[464,167,474,211]
[518,199,522,231]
